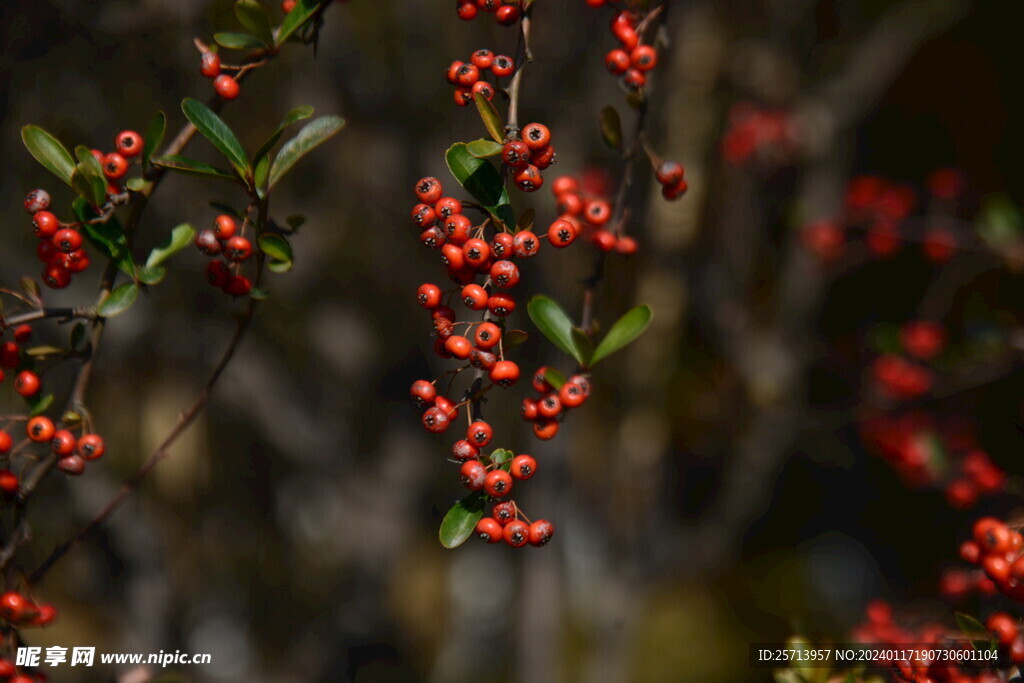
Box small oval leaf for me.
[258,233,293,264]
[526,295,577,359]
[445,143,515,230]
[97,283,139,318]
[181,98,250,178]
[22,125,76,186]
[214,31,268,50]
[276,0,321,46]
[543,368,566,390]
[268,115,346,188]
[591,305,652,365]
[235,0,274,46]
[466,139,503,158]
[147,224,197,269]
[439,492,487,549]
[599,105,623,152]
[143,111,167,167]
[474,93,505,144]
[152,155,240,182]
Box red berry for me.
[531,144,556,170]
[987,613,1018,646]
[502,140,531,169]
[53,228,82,253]
[282,0,296,11]
[42,263,71,289]
[115,130,144,158]
[444,335,473,360]
[551,175,578,196]
[533,419,559,440]
[491,55,515,78]
[0,592,25,622]
[623,68,646,89]
[503,519,529,547]
[656,161,684,186]
[512,230,540,257]
[205,260,230,287]
[51,429,76,456]
[510,454,536,480]
[14,370,40,397]
[457,1,478,19]
[520,123,551,150]
[222,275,252,296]
[491,232,514,258]
[463,238,491,267]
[547,219,577,247]
[474,322,501,349]
[585,200,612,226]
[224,236,252,262]
[435,197,463,220]
[23,189,51,214]
[467,420,493,447]
[495,4,520,25]
[417,283,443,309]
[452,440,480,461]
[0,433,11,454]
[27,417,54,444]
[528,519,554,546]
[521,398,538,421]
[538,393,562,418]
[213,214,237,240]
[493,501,516,525]
[420,226,446,249]
[77,433,106,460]
[455,63,480,87]
[489,260,519,288]
[32,210,59,238]
[974,517,1012,554]
[200,51,221,78]
[102,153,129,180]
[484,469,513,497]
[487,293,515,317]
[559,381,586,408]
[461,284,489,311]
[490,360,520,387]
[592,230,617,252]
[476,517,503,542]
[631,45,658,71]
[422,406,451,433]
[214,75,240,100]
[0,470,16,496]
[443,215,473,244]
[58,454,86,475]
[460,460,486,490]
[605,49,630,74]
[410,380,437,407]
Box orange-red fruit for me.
[14,370,40,397]
[27,416,55,443]
[528,519,554,546]
[77,433,106,460]
[476,517,503,542]
[214,75,240,100]
[503,520,529,547]
[115,130,144,158]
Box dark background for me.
[0,0,1021,681]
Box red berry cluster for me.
[720,101,799,167]
[549,172,636,254]
[197,50,240,101]
[653,159,688,201]
[593,9,658,91]
[446,49,514,107]
[501,123,556,192]
[475,500,553,548]
[959,517,1024,601]
[520,367,590,441]
[0,591,57,630]
[194,214,254,296]
[455,0,522,26]
[24,415,106,477]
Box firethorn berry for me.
[531,145,556,169]
[223,274,252,296]
[532,367,554,393]
[58,454,86,475]
[490,260,519,288]
[502,140,531,169]
[435,197,463,219]
[510,454,536,480]
[484,469,513,497]
[492,501,516,525]
[528,519,554,546]
[631,45,658,71]
[0,592,25,621]
[605,49,630,74]
[410,380,437,407]
[521,398,538,421]
[623,68,646,89]
[547,219,577,247]
[214,74,240,100]
[27,416,55,443]
[559,194,584,217]
[615,235,638,256]
[77,433,105,460]
[474,322,501,349]
[467,420,493,446]
[206,260,230,287]
[490,232,514,258]
[14,370,40,397]
[422,406,451,433]
[987,613,1018,646]
[491,55,515,77]
[520,123,551,150]
[420,226,446,249]
[115,130,144,157]
[24,188,51,213]
[412,203,437,227]
[495,4,520,24]
[444,335,473,359]
[30,604,57,627]
[585,200,612,225]
[471,80,495,101]
[461,284,489,310]
[656,161,684,186]
[462,238,491,267]
[460,460,486,490]
[533,419,559,440]
[469,349,497,370]
[471,49,494,69]
[224,236,253,262]
[512,230,540,257]
[101,152,128,179]
[200,51,221,78]
[0,432,11,454]
[282,0,296,11]
[1,343,18,368]
[454,63,480,87]
[50,430,76,456]
[32,210,59,238]
[53,228,82,253]
[490,360,520,387]
[452,440,479,461]
[417,283,443,309]
[435,396,458,420]
[592,230,617,252]
[974,517,1012,554]
[476,517,503,542]
[503,520,529,547]
[195,230,222,255]
[538,393,562,418]
[551,175,578,196]
[559,381,586,408]
[983,554,1011,583]
[0,470,16,496]
[487,293,515,317]
[457,1,478,20]
[444,214,473,243]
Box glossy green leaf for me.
[276,0,322,46]
[258,233,293,266]
[955,612,997,652]
[504,329,528,349]
[489,449,513,471]
[214,31,268,50]
[474,92,504,144]
[254,153,270,194]
[73,198,136,280]
[235,0,274,46]
[73,146,107,207]
[285,214,306,230]
[27,393,54,418]
[126,177,148,192]
[268,115,345,188]
[180,98,250,178]
[146,223,196,268]
[253,106,314,167]
[439,492,486,549]
[977,194,1024,249]
[526,295,577,358]
[571,327,594,368]
[22,125,75,186]
[152,155,240,182]
[599,105,623,152]
[445,143,516,230]
[97,283,139,318]
[135,265,166,285]
[143,110,167,167]
[466,139,503,158]
[543,367,566,390]
[591,304,652,365]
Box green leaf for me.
[466,139,503,158]
[97,283,139,318]
[268,115,345,188]
[73,146,107,207]
[73,198,136,280]
[439,492,486,549]
[955,612,997,652]
[599,105,623,152]
[254,153,270,194]
[977,194,1024,249]
[571,327,594,368]
[526,295,577,358]
[180,98,250,179]
[285,214,306,230]
[152,155,240,182]
[135,265,166,285]
[543,367,566,390]
[591,305,652,365]
[214,31,268,50]
[489,449,513,471]
[235,0,274,46]
[253,106,314,167]
[143,111,167,167]
[445,143,516,230]
[474,93,505,144]
[19,278,41,306]
[22,125,76,186]
[27,393,54,418]
[276,0,323,47]
[258,233,293,271]
[25,346,66,358]
[147,223,196,268]
[504,329,528,349]
[249,286,271,300]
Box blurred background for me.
[0,0,1022,681]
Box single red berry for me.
[502,140,531,169]
[435,395,459,419]
[32,210,59,238]
[547,219,577,247]
[585,200,612,226]
[452,440,479,461]
[491,55,515,77]
[538,393,562,418]
[0,343,16,369]
[559,381,586,408]
[443,214,473,244]
[533,419,559,440]
[592,230,617,252]
[983,554,1011,583]
[613,24,640,50]
[958,540,981,564]
[64,248,90,273]
[460,460,487,490]
[50,429,76,456]
[420,226,446,249]
[0,592,25,622]
[213,214,237,240]
[214,74,240,100]
[28,604,57,627]
[476,517,503,542]
[200,51,221,78]
[445,60,465,85]
[490,232,514,258]
[422,406,451,433]
[410,380,437,407]
[503,519,529,547]
[484,469,513,497]
[487,293,515,317]
[454,86,474,106]
[282,0,297,11]
[551,175,578,196]
[53,228,82,253]
[520,123,551,150]
[194,230,222,255]
[521,398,538,421]
[42,262,71,289]
[662,179,688,201]
[57,454,86,475]
[457,1,478,20]
[489,260,520,288]
[987,613,1018,646]
[474,322,501,349]
[222,275,252,296]
[605,49,630,74]
[77,433,106,460]
[416,177,443,204]
[27,416,55,443]
[532,367,554,393]
[115,130,144,157]
[455,63,481,87]
[528,519,554,546]
[490,360,520,387]
[224,236,253,262]
[471,50,494,69]
[417,283,443,309]
[495,4,520,25]
[23,189,51,214]
[631,45,658,71]
[512,230,540,257]
[205,260,230,287]
[14,370,40,397]
[0,432,11,454]
[623,68,646,89]
[435,197,463,220]
[0,470,17,496]
[656,161,684,186]
[469,348,497,371]
[102,152,129,180]
[615,235,638,255]
[467,420,493,447]
[531,144,556,170]
[445,335,473,359]
[493,501,516,525]
[510,454,536,480]
[463,238,491,268]
[471,80,495,101]
[974,517,1012,554]
[461,284,489,310]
